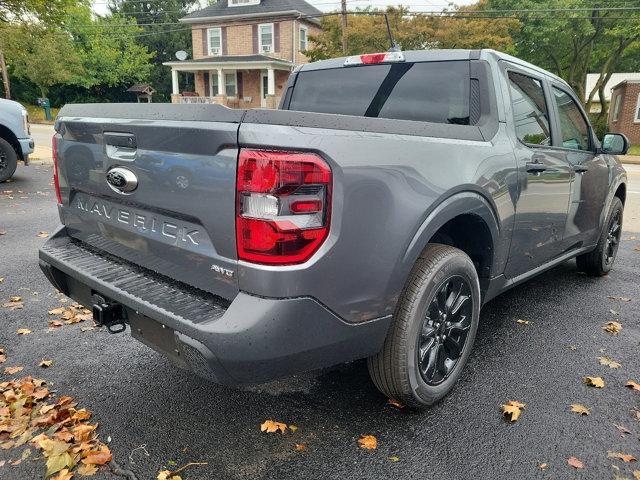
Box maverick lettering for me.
[76,198,199,246]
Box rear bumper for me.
[38,228,391,385]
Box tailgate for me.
[55,104,243,301]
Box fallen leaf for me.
[82,445,112,465]
[603,321,622,334]
[16,328,31,335]
[4,366,23,375]
[614,423,631,435]
[633,470,640,480]
[583,376,605,388]
[77,463,97,476]
[293,443,307,452]
[608,451,637,462]
[46,452,75,477]
[0,230,5,235]
[624,380,640,391]
[51,468,73,480]
[539,463,548,470]
[358,434,377,450]
[288,424,298,433]
[39,360,53,368]
[516,319,530,325]
[9,296,21,302]
[609,309,619,315]
[36,231,49,238]
[0,347,5,363]
[567,456,584,469]
[49,320,64,328]
[608,296,631,302]
[387,398,404,409]
[3,301,23,310]
[501,400,525,422]
[48,307,66,315]
[570,404,590,416]
[598,356,621,369]
[568,345,577,351]
[260,420,287,434]
[388,456,400,462]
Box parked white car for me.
[0,98,34,182]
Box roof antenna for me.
[384,13,401,52]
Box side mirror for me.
[601,133,629,155]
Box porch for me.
[163,56,294,109]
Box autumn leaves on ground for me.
[499,299,639,476]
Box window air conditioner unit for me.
[261,45,271,53]
[210,47,220,55]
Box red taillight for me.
[236,149,331,265]
[52,134,62,205]
[344,51,405,66]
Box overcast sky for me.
[91,0,478,17]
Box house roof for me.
[180,0,322,23]
[127,83,155,94]
[162,54,293,69]
[585,72,640,102]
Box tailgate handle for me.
[104,132,136,149]
[104,132,137,161]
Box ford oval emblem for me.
[106,167,138,194]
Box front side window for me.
[259,24,273,53]
[208,28,222,56]
[635,93,640,122]
[288,61,471,124]
[225,72,237,96]
[299,26,308,51]
[507,71,551,146]
[552,87,590,151]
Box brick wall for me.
[608,82,640,144]
[192,17,318,64]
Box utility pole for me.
[0,51,10,99]
[341,0,348,54]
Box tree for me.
[0,25,83,97]
[0,0,76,25]
[307,4,517,62]
[486,0,640,121]
[109,0,199,101]
[65,4,154,94]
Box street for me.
[1,160,639,480]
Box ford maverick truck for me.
[39,49,627,408]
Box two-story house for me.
[164,0,322,108]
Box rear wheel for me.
[368,244,480,408]
[576,197,623,276]
[0,138,18,183]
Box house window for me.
[299,26,308,51]
[259,23,274,53]
[229,0,260,5]
[635,93,640,122]
[210,72,219,96]
[207,28,222,56]
[612,94,622,122]
[225,72,237,96]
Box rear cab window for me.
[287,61,472,125]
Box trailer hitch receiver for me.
[92,294,127,334]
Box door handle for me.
[573,165,589,174]
[104,132,137,161]
[526,162,548,173]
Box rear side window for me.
[288,61,471,125]
[552,87,590,151]
[507,71,551,146]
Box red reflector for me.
[236,149,331,265]
[290,199,322,214]
[360,53,387,64]
[52,134,62,205]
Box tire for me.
[576,197,623,276]
[0,137,18,183]
[368,244,481,408]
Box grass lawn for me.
[24,104,60,125]
[627,144,640,156]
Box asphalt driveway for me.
[1,164,639,480]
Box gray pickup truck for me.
[39,49,627,408]
[0,98,34,182]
